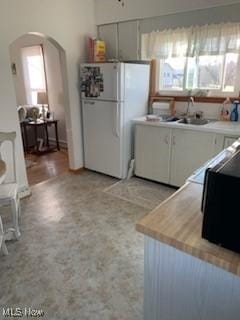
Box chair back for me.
[0,132,17,183]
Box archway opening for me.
[9,32,71,185]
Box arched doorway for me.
[9,32,72,185]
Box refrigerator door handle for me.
[83,101,95,105]
[113,104,120,138]
[116,67,119,102]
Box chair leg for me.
[1,240,8,255]
[17,196,22,218]
[11,198,21,240]
[0,216,8,255]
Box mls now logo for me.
[2,307,22,317]
[2,307,44,318]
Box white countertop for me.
[133,117,240,136]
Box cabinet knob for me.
[164,135,169,145]
[172,136,176,146]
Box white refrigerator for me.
[80,62,150,179]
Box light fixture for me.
[37,92,48,121]
[118,0,125,7]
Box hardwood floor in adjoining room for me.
[25,150,69,186]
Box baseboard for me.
[69,167,85,174]
[48,138,67,149]
[18,185,32,199]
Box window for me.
[142,23,240,96]
[159,57,186,91]
[158,53,239,94]
[21,45,46,104]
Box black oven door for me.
[201,170,220,242]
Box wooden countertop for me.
[136,182,240,276]
[0,160,6,180]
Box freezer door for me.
[80,63,121,101]
[82,100,123,178]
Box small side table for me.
[21,120,60,154]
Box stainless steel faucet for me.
[186,96,195,117]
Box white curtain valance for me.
[143,27,191,59]
[143,22,240,59]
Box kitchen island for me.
[137,182,240,320]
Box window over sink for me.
[142,23,240,97]
[158,53,239,94]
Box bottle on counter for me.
[220,98,231,121]
[230,100,239,122]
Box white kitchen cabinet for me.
[98,20,140,61]
[214,134,225,155]
[98,24,118,60]
[213,134,238,154]
[170,129,216,187]
[224,136,238,148]
[134,123,240,188]
[135,124,171,184]
[118,20,139,60]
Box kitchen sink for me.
[178,118,210,125]
[146,115,180,122]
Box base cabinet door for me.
[170,129,216,187]
[214,134,224,155]
[224,136,239,148]
[214,134,239,154]
[135,124,171,184]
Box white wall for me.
[95,0,240,24]
[44,41,67,145]
[0,0,96,192]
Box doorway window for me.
[21,45,46,105]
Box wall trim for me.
[69,167,85,174]
[150,95,238,105]
[96,2,240,25]
[48,137,67,149]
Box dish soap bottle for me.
[220,98,231,121]
[230,100,239,122]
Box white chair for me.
[0,215,8,255]
[0,132,21,252]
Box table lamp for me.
[37,92,48,121]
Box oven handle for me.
[113,104,120,137]
[201,168,210,213]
